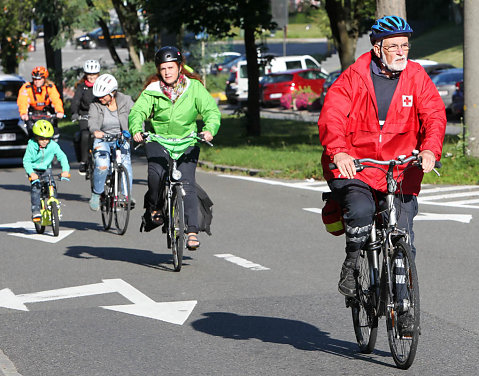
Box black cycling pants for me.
[328,179,418,258]
[78,119,91,163]
[144,141,200,234]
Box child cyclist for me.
[23,120,70,222]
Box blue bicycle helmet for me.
[370,16,413,44]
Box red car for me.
[260,68,328,106]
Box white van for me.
[268,55,327,74]
[225,55,327,103]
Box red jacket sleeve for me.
[318,69,353,159]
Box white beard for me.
[381,51,408,72]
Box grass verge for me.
[59,116,479,185]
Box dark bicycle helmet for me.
[370,16,413,44]
[154,46,183,66]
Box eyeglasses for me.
[382,43,411,52]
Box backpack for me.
[321,192,345,236]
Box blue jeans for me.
[92,138,133,195]
[31,169,54,213]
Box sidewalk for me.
[219,104,462,134]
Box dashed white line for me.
[215,254,270,271]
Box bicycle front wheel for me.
[387,239,420,369]
[101,176,113,230]
[113,165,131,235]
[50,202,60,237]
[351,249,379,353]
[170,185,185,272]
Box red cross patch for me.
[402,95,413,107]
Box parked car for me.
[318,69,341,107]
[209,52,242,75]
[451,80,464,119]
[412,59,455,77]
[225,55,327,104]
[75,23,126,49]
[0,74,29,157]
[261,68,328,107]
[268,55,326,73]
[430,68,463,112]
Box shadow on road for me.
[64,245,191,272]
[191,312,395,367]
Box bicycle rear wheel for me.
[351,249,379,353]
[113,166,131,235]
[50,202,60,237]
[170,185,185,272]
[101,176,113,230]
[387,239,420,369]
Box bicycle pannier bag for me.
[322,192,344,236]
[196,183,213,235]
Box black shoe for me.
[338,259,357,297]
[397,311,415,337]
[79,162,87,175]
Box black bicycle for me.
[95,131,132,235]
[31,173,70,237]
[137,132,213,272]
[329,150,441,369]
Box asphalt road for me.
[0,140,478,375]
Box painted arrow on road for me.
[303,208,472,223]
[0,221,74,243]
[0,279,197,325]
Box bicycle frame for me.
[38,174,61,225]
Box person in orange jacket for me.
[17,66,64,124]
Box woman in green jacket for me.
[129,46,220,250]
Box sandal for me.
[186,234,200,250]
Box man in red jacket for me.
[318,16,446,322]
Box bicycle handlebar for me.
[328,153,442,171]
[30,173,70,185]
[134,131,213,150]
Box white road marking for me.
[0,279,197,325]
[414,212,472,223]
[303,208,322,214]
[219,175,479,210]
[219,174,330,192]
[0,221,74,243]
[215,254,270,271]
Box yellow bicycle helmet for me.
[32,120,54,138]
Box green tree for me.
[145,0,276,137]
[0,0,35,73]
[324,0,375,71]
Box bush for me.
[280,87,320,110]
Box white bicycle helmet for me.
[83,59,101,74]
[93,74,118,97]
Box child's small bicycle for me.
[31,173,70,236]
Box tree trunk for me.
[376,0,406,19]
[464,0,479,156]
[325,0,360,71]
[244,25,261,137]
[86,0,122,66]
[43,18,63,100]
[111,0,142,70]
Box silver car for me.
[430,68,463,112]
[0,74,28,157]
